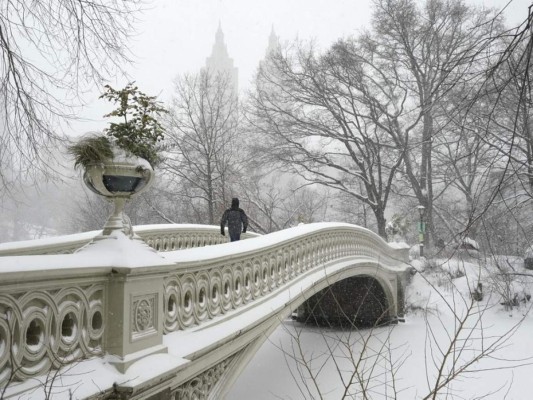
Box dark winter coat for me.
[220,198,248,241]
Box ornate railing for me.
[0,224,259,256]
[0,222,409,394]
[0,288,105,383]
[138,224,258,252]
[160,224,409,332]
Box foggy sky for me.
[71,0,531,136]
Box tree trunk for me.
[206,160,214,225]
[373,206,387,239]
[419,95,434,248]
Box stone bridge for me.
[0,223,411,399]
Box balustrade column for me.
[106,270,167,373]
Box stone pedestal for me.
[106,272,167,373]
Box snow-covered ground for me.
[229,255,533,399]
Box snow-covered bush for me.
[483,255,532,312]
[385,214,408,242]
[524,245,533,269]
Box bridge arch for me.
[295,266,396,327]
[210,259,404,399]
[0,223,412,399]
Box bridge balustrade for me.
[0,222,410,398]
[161,227,407,333]
[0,224,258,256]
[0,267,107,384]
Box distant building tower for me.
[205,23,239,93]
[266,25,280,57]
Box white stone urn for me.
[83,154,154,236]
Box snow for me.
[0,231,174,280]
[0,223,230,254]
[0,230,99,252]
[237,309,533,399]
[2,228,533,399]
[163,222,384,265]
[525,245,533,259]
[230,256,533,399]
[0,223,380,277]
[462,237,480,250]
[387,241,410,249]
[116,353,187,388]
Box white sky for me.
[71,0,531,135]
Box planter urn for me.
[83,155,154,236]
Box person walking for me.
[220,198,248,242]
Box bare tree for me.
[249,40,404,238]
[163,70,243,224]
[239,172,331,234]
[450,8,533,254]
[0,0,143,191]
[431,96,502,242]
[248,0,502,240]
[357,0,503,246]
[476,5,532,193]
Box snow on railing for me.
[137,224,259,252]
[159,223,409,332]
[0,224,259,256]
[0,222,409,388]
[0,265,107,383]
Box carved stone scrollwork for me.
[172,352,238,400]
[0,284,104,385]
[132,294,157,340]
[136,299,153,331]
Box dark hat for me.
[231,197,239,209]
